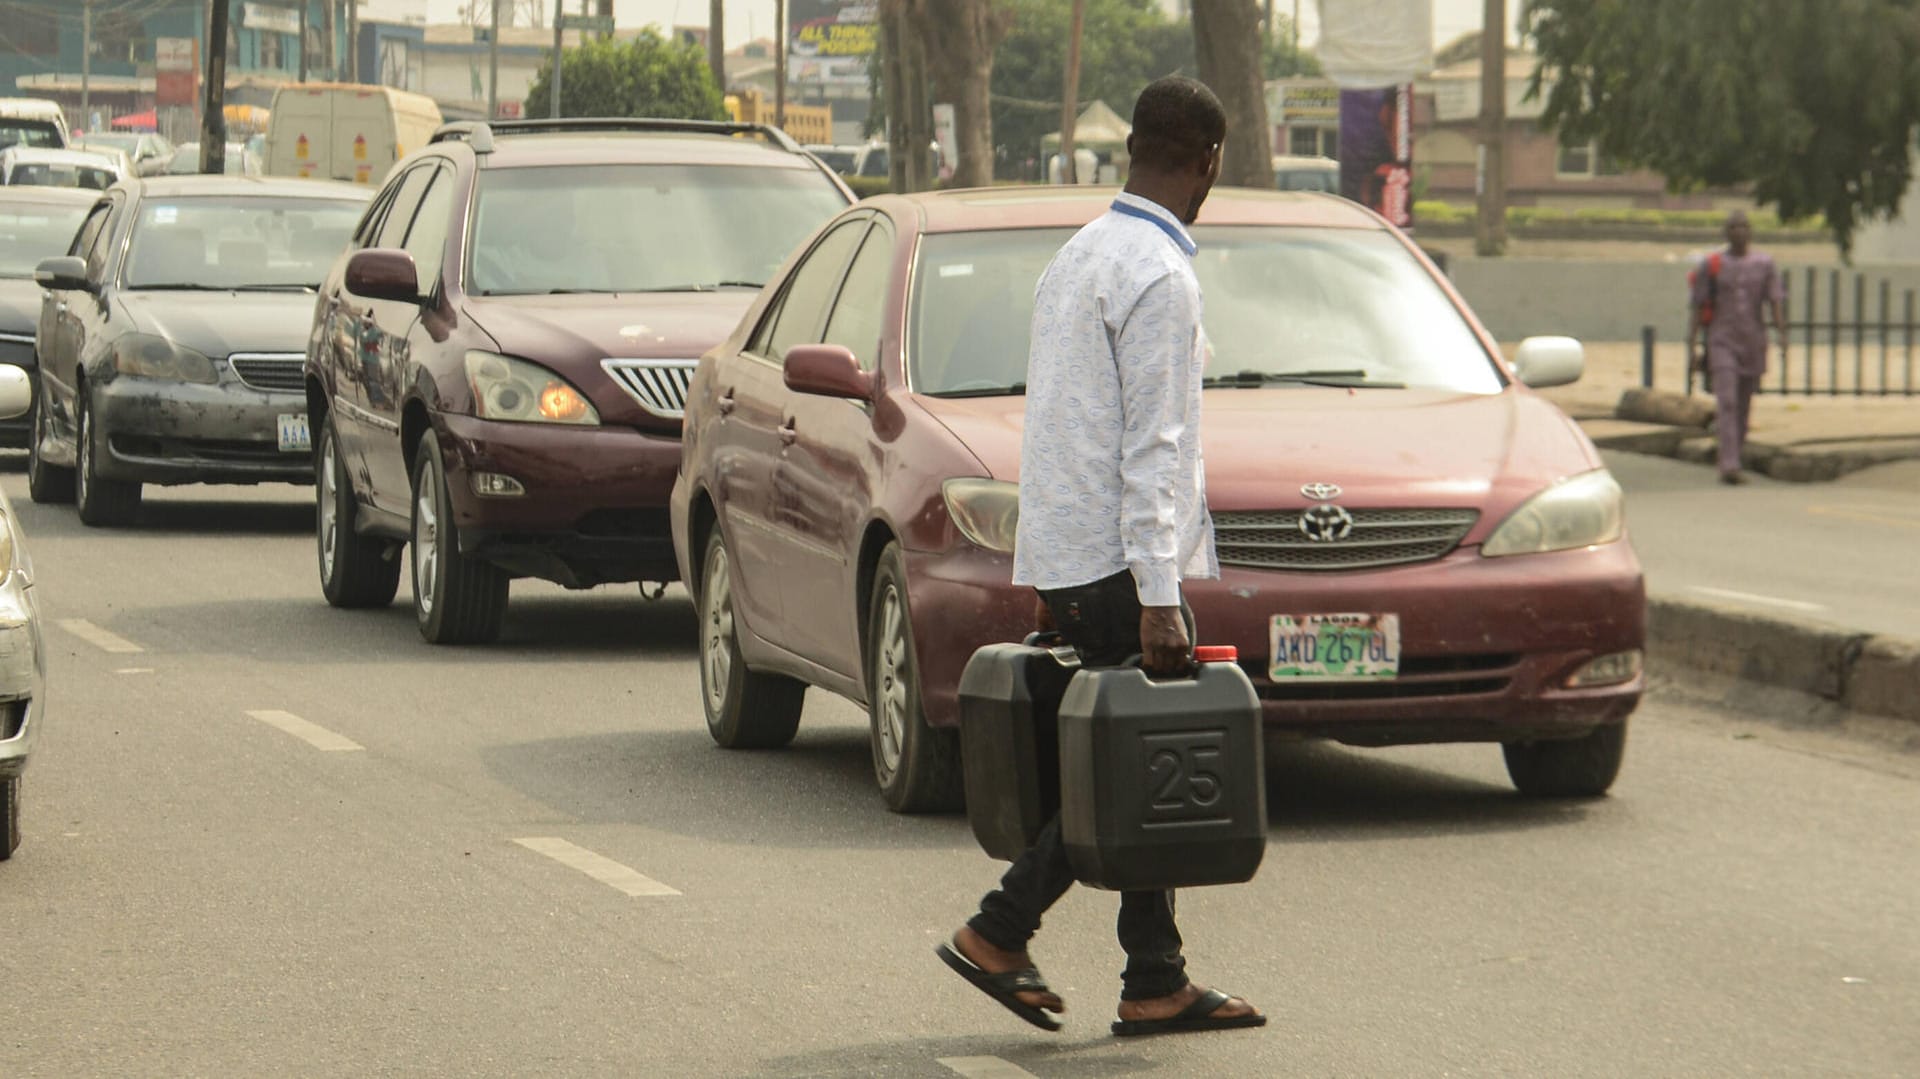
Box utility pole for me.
[347,0,359,81]
[708,0,725,96]
[488,0,501,118]
[202,0,229,174]
[550,0,562,116]
[1475,0,1508,256]
[323,0,336,79]
[774,0,786,129]
[81,0,92,127]
[1059,0,1085,183]
[298,0,310,82]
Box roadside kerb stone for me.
[1650,596,1920,724]
[1617,388,1715,428]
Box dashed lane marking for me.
[512,837,681,897]
[1687,586,1828,613]
[58,619,144,654]
[937,1058,1041,1079]
[245,710,364,752]
[1808,504,1920,530]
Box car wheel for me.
[317,417,401,609]
[0,776,18,861]
[410,434,507,644]
[74,388,140,527]
[26,397,74,505]
[1503,720,1628,798]
[866,542,962,813]
[699,528,804,748]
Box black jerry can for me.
[1058,654,1267,891]
[957,638,1080,861]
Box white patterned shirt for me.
[1011,192,1218,608]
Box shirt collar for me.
[1111,191,1198,257]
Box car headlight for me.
[463,351,598,426]
[943,478,1020,554]
[1482,469,1625,557]
[110,334,216,383]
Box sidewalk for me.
[1517,340,1920,730]
[1521,340,1920,481]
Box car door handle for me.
[778,419,798,446]
[715,392,736,416]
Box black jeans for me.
[966,570,1192,1002]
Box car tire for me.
[317,417,401,609]
[866,542,963,814]
[698,528,804,749]
[26,397,74,505]
[1503,720,1628,798]
[0,776,19,861]
[410,435,507,644]
[74,388,140,527]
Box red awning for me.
[110,110,158,131]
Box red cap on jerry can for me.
[1192,645,1238,663]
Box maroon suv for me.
[304,119,850,642]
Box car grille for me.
[228,353,305,393]
[1213,508,1480,571]
[1256,653,1520,700]
[602,359,698,419]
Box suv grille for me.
[602,359,698,418]
[1214,508,1480,571]
[229,353,305,393]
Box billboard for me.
[789,0,875,87]
[156,37,197,108]
[1339,84,1414,230]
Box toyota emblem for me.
[1300,482,1343,501]
[1298,504,1355,542]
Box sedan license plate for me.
[277,413,311,453]
[1269,613,1400,680]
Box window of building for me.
[1556,141,1625,179]
[259,31,284,70]
[1288,127,1338,159]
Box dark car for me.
[28,176,369,525]
[0,186,95,447]
[670,187,1645,812]
[305,119,851,644]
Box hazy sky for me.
[415,0,1508,52]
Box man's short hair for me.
[1131,76,1227,173]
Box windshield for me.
[0,121,60,153]
[467,163,848,296]
[0,201,91,276]
[813,150,858,174]
[122,196,363,290]
[7,162,116,190]
[910,227,1502,397]
[80,134,140,154]
[165,145,251,175]
[1277,169,1338,193]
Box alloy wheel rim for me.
[875,585,908,781]
[76,402,89,505]
[413,477,438,617]
[318,437,338,580]
[702,544,734,716]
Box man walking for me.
[936,76,1264,1038]
[1688,210,1787,484]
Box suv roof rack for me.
[427,118,802,155]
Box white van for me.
[0,98,71,152]
[264,83,442,185]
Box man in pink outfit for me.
[1687,210,1787,484]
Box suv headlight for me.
[1482,469,1625,557]
[111,334,216,383]
[942,478,1019,553]
[464,351,598,425]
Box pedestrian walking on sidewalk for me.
[934,76,1265,1039]
[1687,210,1787,484]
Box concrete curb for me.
[1577,389,1920,481]
[1649,596,1920,725]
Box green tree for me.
[1524,0,1920,253]
[523,32,727,122]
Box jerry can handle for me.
[1023,630,1081,669]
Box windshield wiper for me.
[128,282,214,291]
[634,281,765,293]
[929,382,1026,399]
[229,283,317,292]
[1203,368,1405,389]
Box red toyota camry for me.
[669,186,1645,812]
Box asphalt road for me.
[2,470,1917,1077]
[1605,451,1920,640]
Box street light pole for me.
[488,0,501,119]
[81,0,92,127]
[1059,0,1085,184]
[551,0,562,117]
[202,0,229,174]
[1475,0,1508,256]
[774,0,785,130]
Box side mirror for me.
[0,365,31,422]
[1512,336,1585,389]
[34,256,91,292]
[783,344,873,400]
[345,248,422,304]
